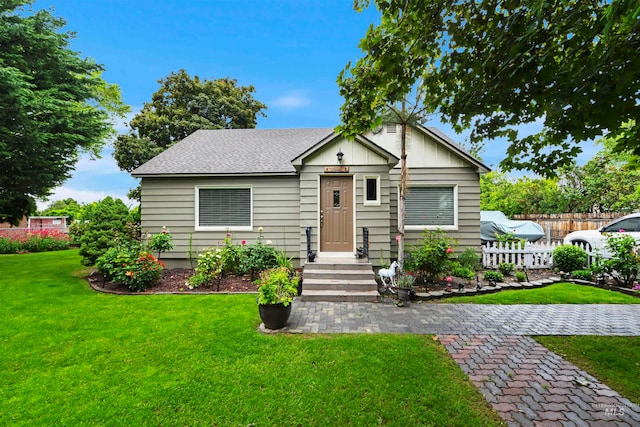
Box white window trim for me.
[402,184,458,231]
[363,175,381,206]
[195,185,253,231]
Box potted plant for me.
[396,272,416,302]
[255,266,299,329]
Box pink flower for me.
[446,247,453,253]
[241,240,246,245]
[619,229,625,233]
[445,276,452,283]
[395,235,400,241]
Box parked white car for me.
[563,213,640,254]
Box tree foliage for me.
[481,136,640,215]
[0,1,128,225]
[38,198,82,221]
[339,0,640,176]
[114,69,268,177]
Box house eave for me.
[132,171,299,179]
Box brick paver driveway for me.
[267,301,640,426]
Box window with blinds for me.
[197,187,252,229]
[405,186,456,227]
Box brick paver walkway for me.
[268,300,640,426]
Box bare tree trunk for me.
[398,101,407,271]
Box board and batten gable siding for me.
[366,125,468,169]
[140,176,300,268]
[389,167,482,255]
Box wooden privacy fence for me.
[513,212,625,242]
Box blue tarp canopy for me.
[480,211,545,242]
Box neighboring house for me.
[0,216,68,231]
[132,125,490,268]
[27,216,69,231]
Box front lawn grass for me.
[0,250,503,426]
[534,336,640,403]
[446,283,640,304]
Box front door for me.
[320,176,353,252]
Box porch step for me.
[299,290,379,302]
[300,257,378,302]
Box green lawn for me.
[534,336,640,403]
[0,250,503,426]
[446,282,640,304]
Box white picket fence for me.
[482,241,558,269]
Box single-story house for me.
[132,124,490,268]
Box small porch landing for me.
[300,257,378,302]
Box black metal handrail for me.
[305,226,316,262]
[362,227,369,259]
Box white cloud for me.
[271,91,311,110]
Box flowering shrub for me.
[241,233,278,279]
[0,229,71,254]
[187,247,224,288]
[147,226,175,259]
[593,233,640,288]
[96,245,165,291]
[219,233,245,275]
[405,228,457,283]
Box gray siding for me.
[140,176,300,268]
[389,167,482,257]
[298,165,393,265]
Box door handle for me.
[320,209,324,227]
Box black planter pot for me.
[397,288,411,301]
[258,302,292,330]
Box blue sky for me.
[32,0,598,209]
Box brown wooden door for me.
[320,176,353,252]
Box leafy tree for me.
[0,1,129,225]
[38,198,82,221]
[114,69,267,197]
[339,0,640,176]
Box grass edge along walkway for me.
[0,250,504,426]
[445,282,640,304]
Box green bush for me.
[79,197,130,266]
[255,266,299,306]
[484,270,504,282]
[242,237,278,279]
[405,228,457,283]
[96,244,165,292]
[147,226,175,259]
[595,234,640,288]
[451,263,475,281]
[498,262,515,276]
[552,244,588,273]
[515,271,527,282]
[188,247,223,288]
[457,247,480,271]
[571,269,593,281]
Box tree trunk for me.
[398,102,407,271]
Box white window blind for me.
[405,187,454,226]
[198,188,251,227]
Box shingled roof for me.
[131,128,335,176]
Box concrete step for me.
[303,269,375,281]
[298,290,379,302]
[305,262,373,271]
[302,278,378,291]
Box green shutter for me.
[405,187,454,226]
[199,188,251,227]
